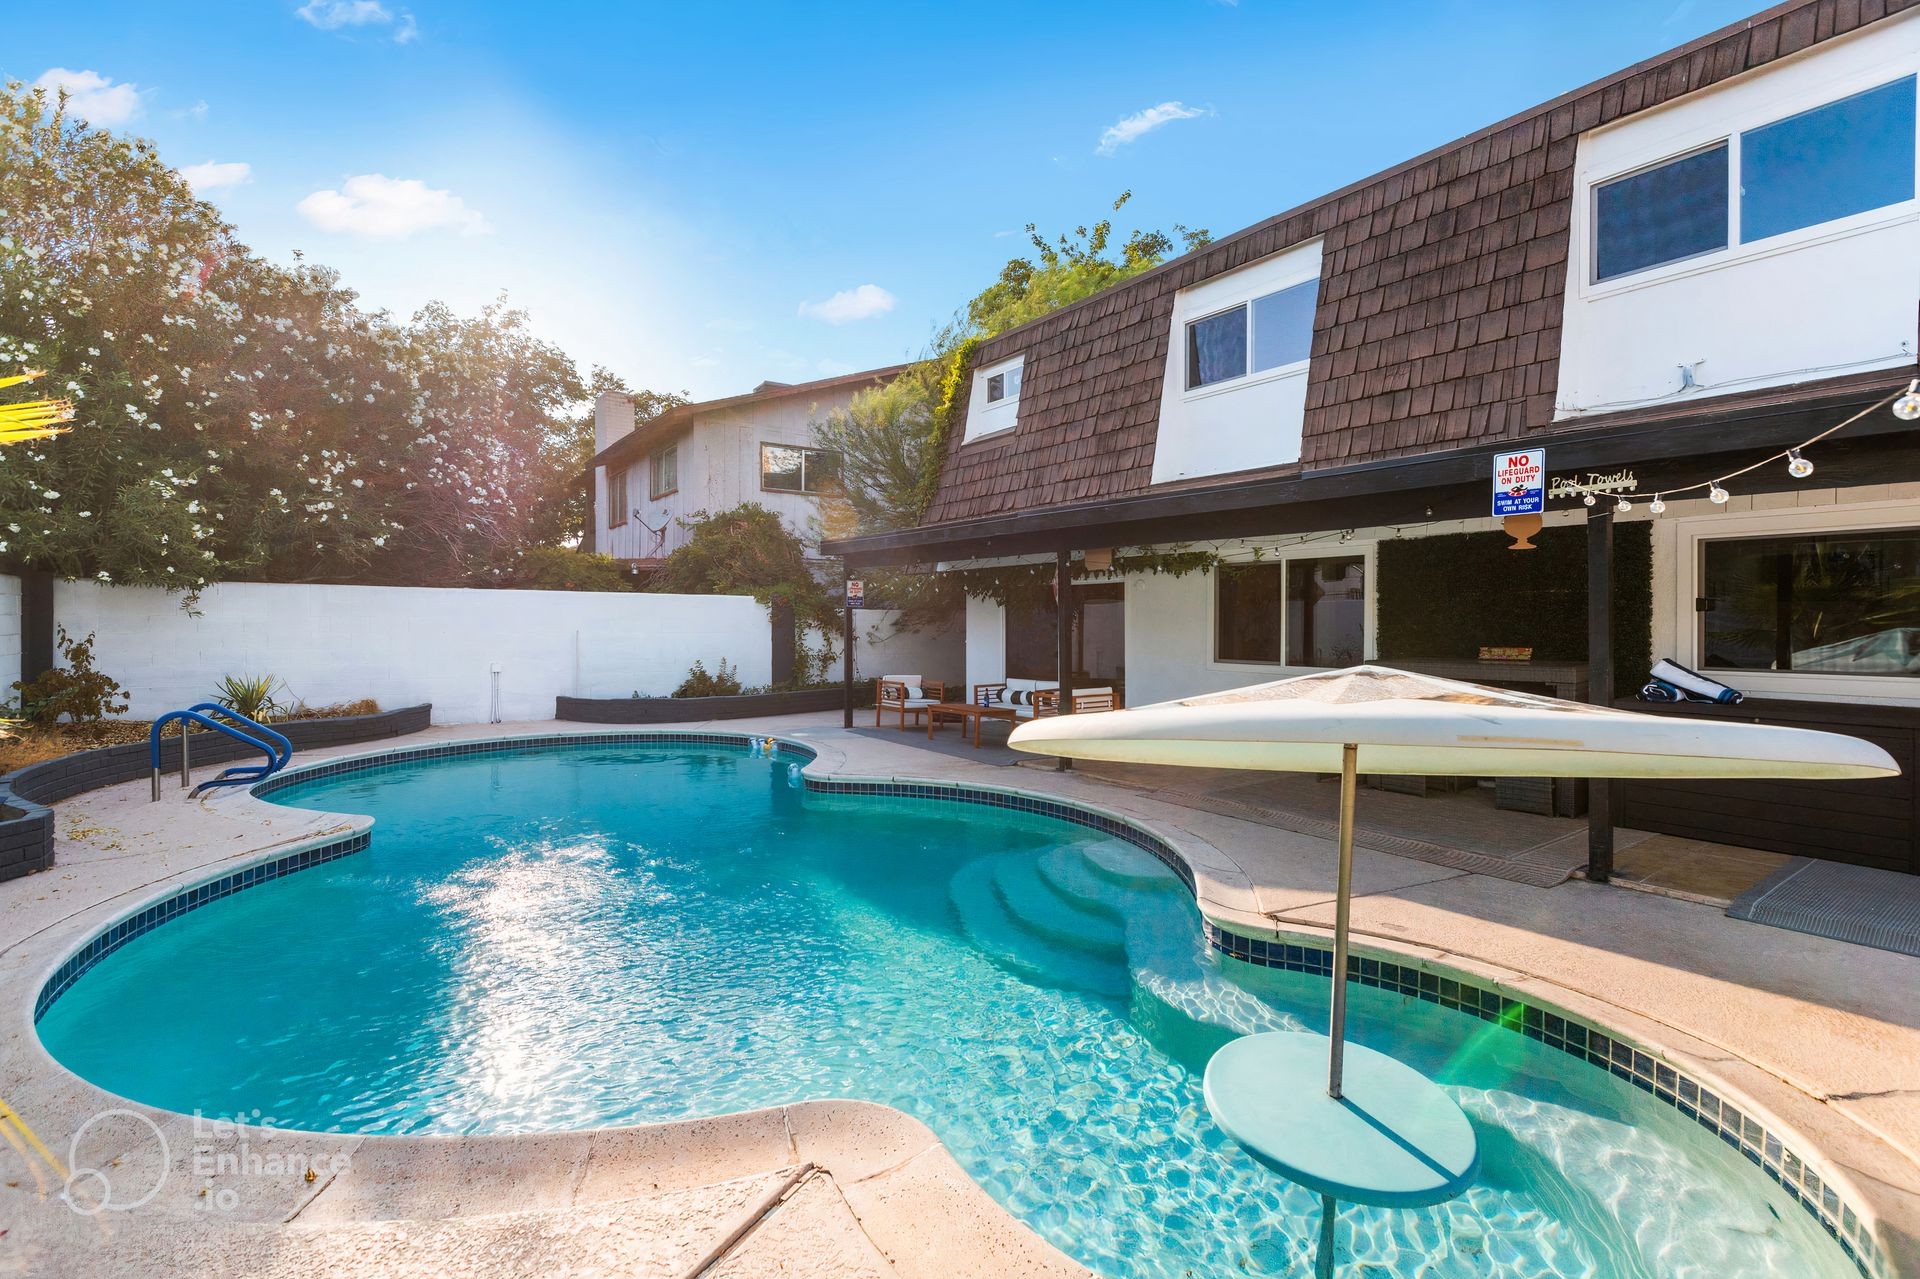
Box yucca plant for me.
[214,674,284,722]
[0,370,75,445]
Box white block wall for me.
[0,574,19,697]
[851,608,964,687]
[54,581,772,724]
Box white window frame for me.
[963,355,1024,442]
[1205,542,1377,673]
[1670,500,1920,705]
[649,444,678,499]
[606,464,629,527]
[759,441,839,496]
[1174,257,1320,406]
[1182,280,1318,398]
[1576,54,1920,300]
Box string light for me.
[1614,496,1632,514]
[1638,384,1914,516]
[1895,380,1920,422]
[1582,492,1597,507]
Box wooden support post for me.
[841,573,855,730]
[19,569,53,685]
[1055,550,1074,771]
[1586,505,1614,883]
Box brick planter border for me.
[0,704,432,882]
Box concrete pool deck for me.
[3,712,1918,1277]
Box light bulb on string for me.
[1894,381,1920,422]
[1581,492,1596,507]
[1615,497,1632,514]
[1649,495,1666,515]
[1709,484,1730,505]
[1786,448,1814,479]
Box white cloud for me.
[1096,101,1209,156]
[32,69,142,126]
[296,174,490,238]
[181,160,253,192]
[797,283,896,324]
[297,0,388,27]
[296,1,419,42]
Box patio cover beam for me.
[826,377,1916,568]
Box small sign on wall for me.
[1492,448,1546,518]
[845,579,864,608]
[1478,646,1534,662]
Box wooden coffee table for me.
[927,701,1018,749]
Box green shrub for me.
[501,546,638,592]
[11,629,129,727]
[673,659,743,698]
[214,673,285,722]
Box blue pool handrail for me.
[186,703,293,771]
[148,707,294,800]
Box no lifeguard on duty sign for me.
[1491,448,1545,518]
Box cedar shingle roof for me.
[924,0,1919,528]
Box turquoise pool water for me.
[38,742,1856,1279]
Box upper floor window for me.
[1741,76,1917,242]
[650,445,678,499]
[1185,280,1316,390]
[607,465,630,526]
[964,355,1024,442]
[761,443,839,495]
[986,364,1022,404]
[1592,74,1917,283]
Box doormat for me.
[1728,858,1920,958]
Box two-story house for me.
[587,365,906,568]
[828,0,1920,876]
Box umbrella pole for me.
[1327,743,1358,1099]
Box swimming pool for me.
[37,738,1865,1279]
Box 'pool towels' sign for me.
[1492,449,1545,517]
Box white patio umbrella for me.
[1009,665,1898,1208]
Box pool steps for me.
[949,858,1132,1000]
[989,858,1126,957]
[954,841,1306,1050]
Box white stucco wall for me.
[1149,239,1323,485]
[1555,13,1920,418]
[53,581,773,724]
[0,573,19,696]
[964,594,1005,697]
[851,609,965,687]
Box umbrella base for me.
[1203,1031,1478,1208]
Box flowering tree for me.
[0,80,656,593]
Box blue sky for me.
[11,0,1764,401]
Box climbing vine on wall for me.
[944,547,1222,606]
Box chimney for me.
[593,391,636,454]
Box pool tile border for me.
[1203,924,1885,1277]
[38,730,1887,1279]
[32,830,371,1023]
